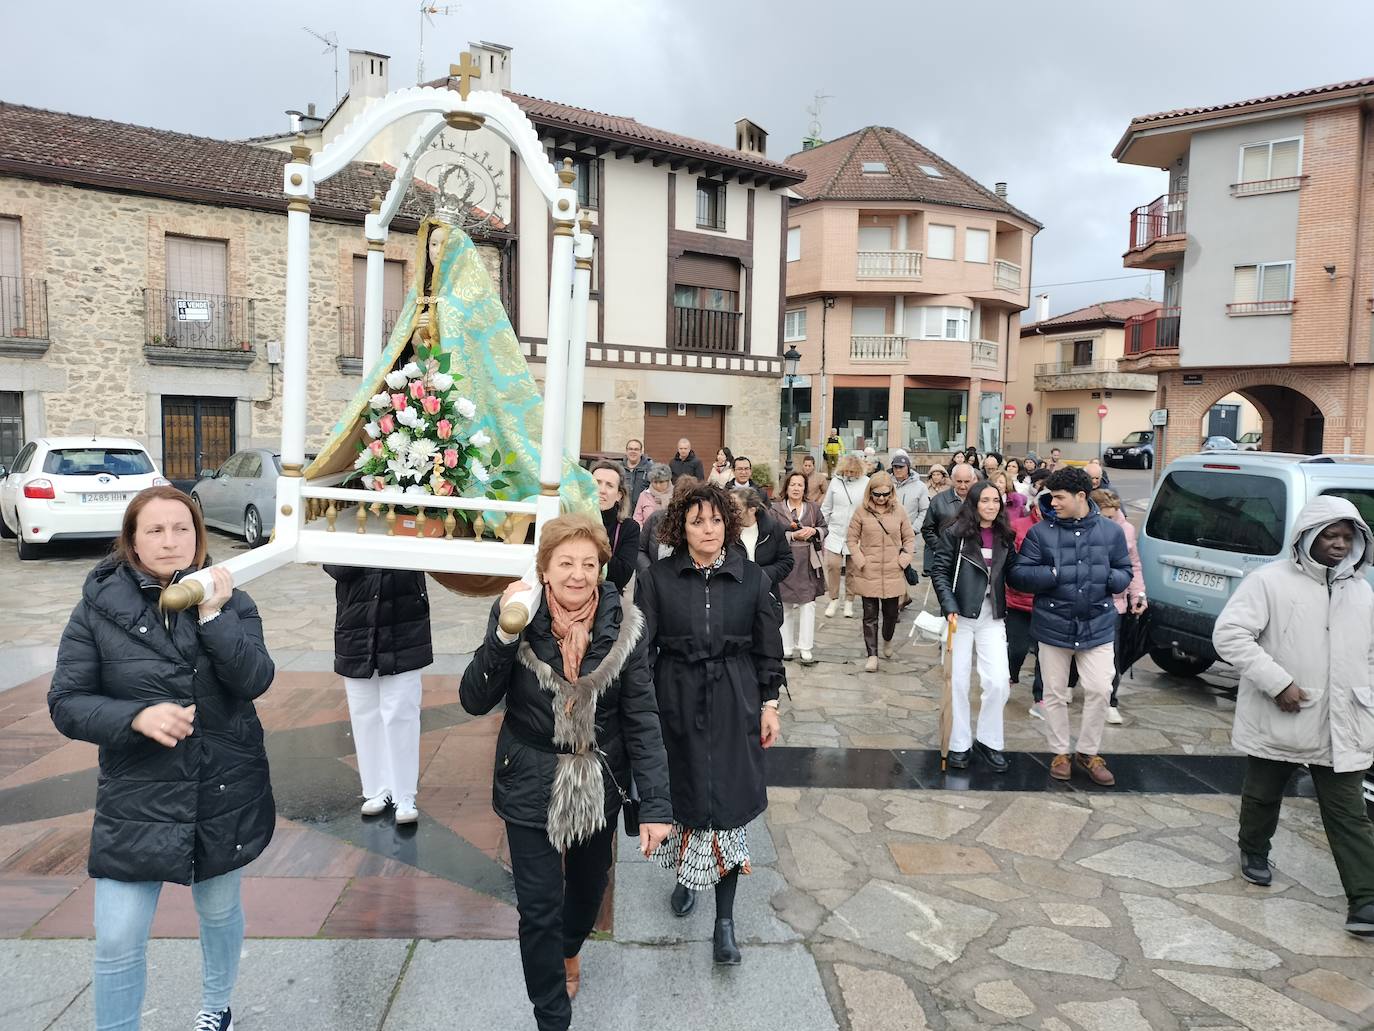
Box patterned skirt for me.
[652,824,752,889]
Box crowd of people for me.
[43,435,1374,1031]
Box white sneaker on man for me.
[360,791,392,817]
[394,795,419,824]
[1106,706,1124,725]
[1027,701,1046,721]
[843,600,854,618]
[824,599,839,618]
[882,641,894,659]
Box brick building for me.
[1114,76,1374,463]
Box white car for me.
[0,437,169,560]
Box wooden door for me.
[580,402,603,456]
[643,402,725,469]
[161,396,235,482]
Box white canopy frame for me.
[161,78,594,634]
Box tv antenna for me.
[805,91,833,148]
[302,26,341,106]
[418,3,461,84]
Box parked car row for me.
[0,439,279,559]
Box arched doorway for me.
[1237,384,1325,454]
[1169,368,1345,460]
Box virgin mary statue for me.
[304,214,598,530]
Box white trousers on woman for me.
[949,597,1010,751]
[780,600,816,654]
[344,669,423,801]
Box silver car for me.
[191,448,280,547]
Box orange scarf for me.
[546,589,598,684]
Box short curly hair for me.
[656,482,739,552]
[1046,466,1093,498]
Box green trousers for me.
[1238,755,1374,909]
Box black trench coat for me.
[637,546,784,830]
[48,558,276,884]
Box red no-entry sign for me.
[1097,404,1109,419]
[1003,404,1016,420]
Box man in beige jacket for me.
[1213,495,1374,938]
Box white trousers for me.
[949,597,1010,751]
[780,600,816,654]
[344,669,423,801]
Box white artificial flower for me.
[409,438,439,465]
[387,459,417,483]
[385,370,409,390]
[470,458,490,482]
[469,429,492,449]
[396,407,420,428]
[404,484,428,495]
[369,393,391,411]
[413,419,428,436]
[402,362,423,379]
[455,397,477,420]
[353,451,370,469]
[385,431,409,457]
[363,420,381,440]
[430,372,454,392]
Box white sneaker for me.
[843,600,854,618]
[799,650,815,665]
[394,795,419,824]
[1106,706,1124,725]
[824,599,839,618]
[882,641,894,659]
[360,791,392,816]
[1028,702,1045,721]
[783,651,795,662]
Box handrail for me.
[1127,192,1187,251]
[301,484,540,515]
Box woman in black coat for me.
[460,514,672,1031]
[48,486,274,1031]
[930,479,1014,773]
[324,564,432,824]
[589,459,641,593]
[730,486,795,598]
[637,482,785,965]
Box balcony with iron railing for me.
[993,260,1021,291]
[143,288,257,368]
[1124,193,1187,269]
[337,304,403,374]
[856,250,923,280]
[1121,307,1181,369]
[0,275,50,357]
[673,305,743,353]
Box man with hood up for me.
[1213,496,1374,938]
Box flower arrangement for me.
[350,344,511,511]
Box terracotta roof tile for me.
[0,102,445,228]
[1020,297,1160,335]
[1129,75,1374,127]
[783,126,1040,227]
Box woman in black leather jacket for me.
[930,480,1014,773]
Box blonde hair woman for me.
[819,454,869,618]
[846,471,916,671]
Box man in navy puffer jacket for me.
[1007,467,1131,786]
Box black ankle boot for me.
[670,882,696,917]
[713,918,741,965]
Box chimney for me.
[735,118,768,156]
[286,109,302,133]
[467,41,513,92]
[348,50,390,101]
[307,102,317,117]
[994,181,1007,198]
[1036,294,1050,323]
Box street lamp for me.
[783,343,802,474]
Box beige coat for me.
[846,504,915,600]
[1212,496,1374,773]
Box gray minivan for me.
[1138,452,1374,678]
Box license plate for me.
[82,492,131,504]
[1173,566,1226,591]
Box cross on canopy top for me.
[449,52,481,100]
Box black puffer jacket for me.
[48,558,275,884]
[324,566,432,679]
[920,487,965,574]
[750,510,796,599]
[638,546,784,830]
[931,527,1010,620]
[669,451,705,483]
[459,584,672,831]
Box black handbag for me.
[875,511,919,585]
[597,748,641,837]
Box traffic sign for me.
[1003,404,1016,420]
[1097,404,1109,419]
[1149,408,1169,427]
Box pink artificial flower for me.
[371,476,386,491]
[433,479,455,496]
[443,448,460,469]
[421,395,442,416]
[436,418,453,440]
[409,380,427,401]
[368,439,384,456]
[390,392,408,411]
[378,413,396,434]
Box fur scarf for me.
[516,601,645,851]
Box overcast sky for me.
[5,0,1373,315]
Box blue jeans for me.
[94,869,244,1031]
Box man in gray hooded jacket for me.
[1213,495,1374,937]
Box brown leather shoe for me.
[1049,753,1072,780]
[565,955,581,1000]
[1075,753,1116,786]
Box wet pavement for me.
[3,533,1372,1030]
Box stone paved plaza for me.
[3,533,1373,1029]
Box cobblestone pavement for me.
[3,535,1372,1030]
